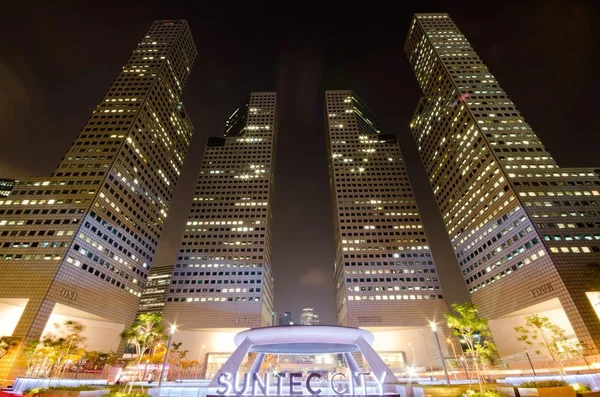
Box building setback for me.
[161,93,277,375]
[137,265,174,315]
[406,13,600,360]
[325,90,449,368]
[0,178,16,198]
[0,20,196,378]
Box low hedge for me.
[519,380,569,388]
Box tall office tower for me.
[325,90,449,367]
[0,20,197,377]
[279,311,293,326]
[0,178,16,198]
[300,308,319,325]
[137,265,174,315]
[406,13,600,361]
[161,92,277,367]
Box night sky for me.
[1,1,599,324]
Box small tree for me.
[445,303,497,393]
[515,314,582,377]
[21,321,86,378]
[120,313,165,390]
[83,350,118,370]
[0,336,21,361]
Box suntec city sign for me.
[216,371,388,396]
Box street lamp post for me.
[445,338,458,380]
[430,322,450,385]
[143,359,150,382]
[524,349,537,376]
[408,342,416,367]
[422,333,434,379]
[460,357,470,381]
[158,324,177,388]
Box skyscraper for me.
[325,90,449,367]
[0,20,197,377]
[406,13,600,360]
[161,92,277,368]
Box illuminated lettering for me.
[289,372,302,395]
[216,373,233,395]
[252,373,268,396]
[330,373,347,395]
[215,370,387,396]
[305,373,321,395]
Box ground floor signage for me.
[215,371,387,396]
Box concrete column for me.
[0,298,56,379]
[354,335,399,384]
[343,352,360,374]
[208,337,253,387]
[248,353,265,374]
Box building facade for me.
[0,178,16,198]
[161,92,277,371]
[325,90,449,368]
[137,265,174,315]
[406,13,600,361]
[0,20,197,377]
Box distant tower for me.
[0,19,197,378]
[162,92,277,330]
[406,13,600,359]
[300,308,319,325]
[279,311,293,326]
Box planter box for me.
[496,385,519,397]
[412,385,469,397]
[517,386,576,397]
[80,390,109,397]
[45,390,109,397]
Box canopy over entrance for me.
[209,325,400,386]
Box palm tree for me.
[120,313,165,391]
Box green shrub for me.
[519,380,569,388]
[572,383,592,393]
[48,386,99,391]
[24,388,47,397]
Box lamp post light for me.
[153,343,162,357]
[430,322,450,385]
[158,324,177,387]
